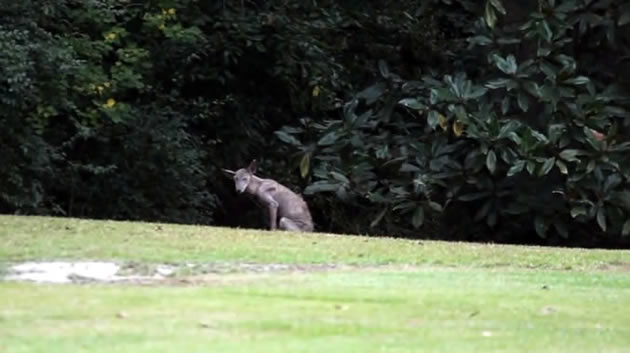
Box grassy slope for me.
[1,215,629,270]
[1,215,630,353]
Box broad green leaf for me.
[541,20,553,42]
[537,46,551,57]
[317,131,338,146]
[353,110,372,127]
[433,87,458,101]
[570,206,587,218]
[498,120,520,139]
[507,160,525,176]
[526,161,536,175]
[412,206,425,228]
[547,123,566,143]
[485,78,512,89]
[275,130,301,146]
[555,160,568,174]
[554,54,576,71]
[469,35,493,46]
[370,208,388,228]
[304,181,339,195]
[497,37,522,45]
[540,61,557,80]
[559,149,582,162]
[454,105,467,121]
[400,163,421,172]
[610,142,630,152]
[378,59,390,78]
[486,150,497,174]
[586,81,596,95]
[466,86,488,99]
[523,81,540,97]
[517,92,529,112]
[427,111,440,129]
[539,157,556,176]
[393,201,416,211]
[596,207,606,232]
[530,130,548,143]
[398,98,425,110]
[489,0,506,14]
[485,1,498,28]
[357,83,386,105]
[343,99,359,123]
[563,76,590,85]
[329,171,349,184]
[519,19,534,31]
[507,132,522,144]
[603,174,622,193]
[495,55,517,74]
[428,201,443,212]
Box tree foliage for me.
[1,0,629,246]
[276,0,630,245]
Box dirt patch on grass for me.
[3,261,175,284]
[4,259,629,286]
[595,261,630,273]
[2,260,362,285]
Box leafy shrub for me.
[276,0,630,245]
[0,0,217,223]
[3,0,628,247]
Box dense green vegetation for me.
[1,0,630,246]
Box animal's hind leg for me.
[279,217,303,232]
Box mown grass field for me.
[1,215,630,353]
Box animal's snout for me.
[236,183,247,193]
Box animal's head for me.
[222,160,257,194]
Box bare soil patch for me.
[2,260,362,285]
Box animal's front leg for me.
[258,191,279,230]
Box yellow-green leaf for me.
[453,120,464,136]
[300,153,310,178]
[485,1,498,28]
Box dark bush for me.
[276,0,630,247]
[1,0,629,247]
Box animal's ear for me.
[221,169,236,178]
[247,159,257,174]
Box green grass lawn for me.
[1,215,630,353]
